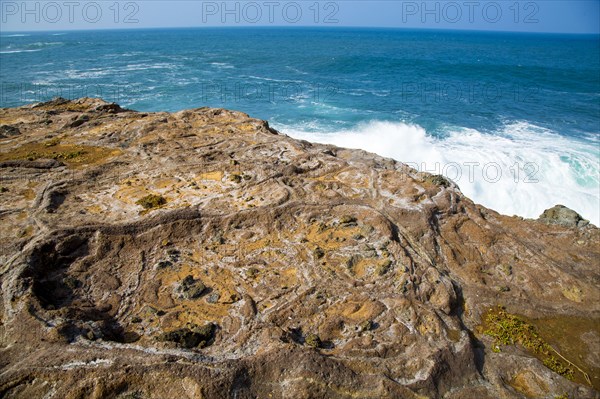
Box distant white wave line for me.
[28,41,63,47]
[280,120,600,226]
[1,34,30,37]
[244,75,305,84]
[124,63,177,71]
[0,49,43,54]
[2,42,63,53]
[339,88,392,97]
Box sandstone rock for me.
[0,98,598,399]
[240,294,257,319]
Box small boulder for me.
[95,102,126,113]
[176,275,206,299]
[0,125,20,138]
[538,205,589,228]
[206,292,220,304]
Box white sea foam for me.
[279,120,600,225]
[1,41,63,54]
[123,63,177,71]
[286,66,309,75]
[64,68,114,79]
[29,41,63,47]
[244,75,304,84]
[0,49,43,54]
[210,62,234,69]
[339,88,392,97]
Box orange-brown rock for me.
[0,98,598,398]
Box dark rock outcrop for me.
[0,124,20,138]
[158,323,216,348]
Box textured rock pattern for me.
[0,98,598,399]
[539,205,590,228]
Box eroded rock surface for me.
[0,98,598,399]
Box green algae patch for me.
[0,141,119,167]
[136,194,167,210]
[482,307,592,387]
[446,328,461,343]
[423,174,451,188]
[305,333,322,348]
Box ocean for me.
[1,27,599,224]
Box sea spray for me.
[280,120,600,225]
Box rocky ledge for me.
[0,98,598,399]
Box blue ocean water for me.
[1,28,599,223]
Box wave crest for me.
[280,120,600,226]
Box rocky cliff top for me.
[0,98,598,399]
